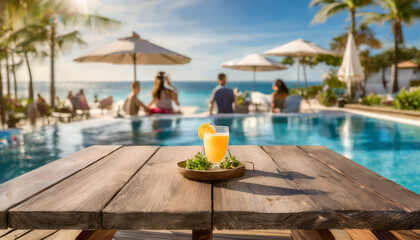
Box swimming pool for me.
[1,112,419,194]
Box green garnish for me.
[220,155,242,169]
[186,152,212,171]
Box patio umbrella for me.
[74,32,191,81]
[221,53,287,91]
[337,33,364,97]
[264,38,335,89]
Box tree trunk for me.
[24,52,34,101]
[10,48,18,100]
[4,50,10,96]
[350,9,356,34]
[50,24,56,108]
[302,63,309,89]
[392,24,399,93]
[381,68,387,89]
[0,61,5,128]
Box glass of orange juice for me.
[204,126,229,165]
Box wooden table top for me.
[1,145,419,231]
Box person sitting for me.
[148,72,180,114]
[36,93,49,118]
[271,79,289,113]
[123,81,148,116]
[209,73,235,115]
[77,89,89,110]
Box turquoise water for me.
[1,113,419,194]
[13,80,321,113]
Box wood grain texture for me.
[290,229,335,240]
[44,230,83,240]
[0,229,30,240]
[0,146,121,229]
[262,146,413,230]
[213,145,331,230]
[103,146,212,230]
[345,229,399,240]
[298,146,420,216]
[75,230,116,240]
[0,228,13,237]
[16,230,57,239]
[391,230,420,240]
[9,146,159,229]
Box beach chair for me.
[250,91,271,112]
[97,96,114,114]
[70,96,90,119]
[282,95,302,113]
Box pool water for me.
[1,112,419,194]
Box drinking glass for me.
[204,126,229,165]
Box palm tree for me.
[330,25,382,53]
[361,0,420,93]
[11,24,48,101]
[35,0,120,108]
[310,0,373,33]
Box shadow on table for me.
[215,181,325,196]
[242,169,315,180]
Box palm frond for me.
[359,12,389,26]
[311,2,347,24]
[55,30,86,53]
[309,0,336,8]
[62,13,121,32]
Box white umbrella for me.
[264,38,336,89]
[74,32,191,81]
[221,53,287,91]
[337,33,365,96]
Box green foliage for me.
[393,88,420,111]
[236,91,249,105]
[219,155,242,169]
[291,85,324,100]
[361,93,383,106]
[4,96,26,113]
[323,70,346,88]
[186,152,212,171]
[319,89,338,106]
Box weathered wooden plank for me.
[0,145,121,229]
[298,146,420,212]
[290,229,335,240]
[44,230,82,240]
[75,230,116,240]
[213,145,330,230]
[345,229,400,240]
[9,146,159,229]
[103,146,212,230]
[17,230,57,239]
[0,229,30,240]
[0,228,13,237]
[392,230,420,240]
[262,146,414,230]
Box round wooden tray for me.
[177,161,245,181]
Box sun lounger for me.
[98,96,113,113]
[282,95,302,113]
[250,91,271,112]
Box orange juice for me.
[204,132,229,164]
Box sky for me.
[12,0,420,82]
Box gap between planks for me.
[99,146,161,229]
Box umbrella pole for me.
[252,67,256,92]
[133,53,137,82]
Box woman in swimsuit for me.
[148,73,180,114]
[271,79,289,113]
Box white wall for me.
[365,68,420,94]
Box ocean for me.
[9,80,322,113]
